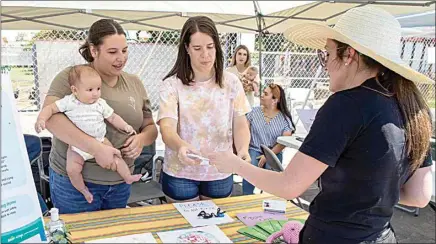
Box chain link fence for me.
[2,29,435,118]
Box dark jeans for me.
[161,172,233,201]
[49,168,131,214]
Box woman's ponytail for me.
[79,40,94,63]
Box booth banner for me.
[1,67,47,243]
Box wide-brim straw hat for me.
[284,6,434,85]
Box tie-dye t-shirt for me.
[157,71,251,181]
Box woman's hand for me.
[178,146,202,165]
[209,151,244,174]
[257,155,266,168]
[238,152,251,164]
[121,134,145,160]
[94,143,122,171]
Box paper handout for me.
[174,200,234,227]
[87,233,157,243]
[157,225,232,243]
[236,212,287,226]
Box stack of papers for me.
[237,219,305,242]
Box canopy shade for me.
[2,1,435,33]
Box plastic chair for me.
[127,144,166,206]
[23,134,49,215]
[260,145,304,209]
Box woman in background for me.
[227,45,260,107]
[243,83,295,195]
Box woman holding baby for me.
[42,19,158,214]
[226,45,260,107]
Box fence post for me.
[31,43,40,111]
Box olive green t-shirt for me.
[47,66,153,185]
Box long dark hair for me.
[163,16,224,87]
[335,40,432,171]
[79,19,126,62]
[270,84,296,133]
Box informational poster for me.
[1,67,47,243]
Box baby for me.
[240,66,260,96]
[35,65,142,203]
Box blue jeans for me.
[49,168,131,214]
[242,149,283,195]
[161,172,233,201]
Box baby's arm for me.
[252,81,260,95]
[106,113,135,135]
[35,103,60,133]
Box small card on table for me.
[262,200,287,214]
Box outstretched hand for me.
[208,151,244,174]
[178,146,203,165]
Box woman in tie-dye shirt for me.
[157,16,251,202]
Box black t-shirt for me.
[299,78,433,241]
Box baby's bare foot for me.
[80,187,93,203]
[125,174,142,184]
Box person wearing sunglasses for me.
[208,6,433,244]
[242,83,296,195]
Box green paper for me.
[288,218,306,224]
[252,226,271,237]
[256,221,275,235]
[269,220,283,232]
[278,220,288,227]
[238,226,270,241]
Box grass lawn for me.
[10,67,34,90]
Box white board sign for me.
[1,67,47,243]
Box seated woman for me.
[243,83,295,195]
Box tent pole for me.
[294,65,323,126]
[137,31,164,78]
[253,1,263,91]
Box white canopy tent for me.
[398,10,435,37]
[2,1,435,33]
[3,1,434,78]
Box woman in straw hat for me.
[208,6,433,243]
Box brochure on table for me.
[157,225,232,243]
[87,232,156,243]
[174,200,234,227]
[1,68,47,243]
[236,211,287,226]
